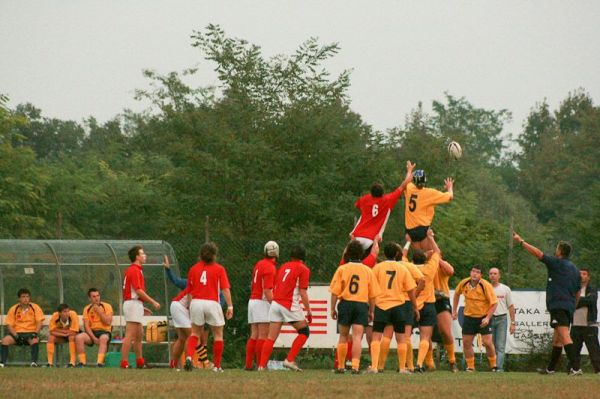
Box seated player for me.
[75,288,113,367]
[350,161,415,253]
[330,240,381,374]
[404,170,453,251]
[1,288,44,367]
[258,246,313,372]
[366,242,418,374]
[47,303,80,367]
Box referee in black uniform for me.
[513,231,582,375]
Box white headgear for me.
[264,241,279,258]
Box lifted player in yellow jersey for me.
[404,170,453,251]
[453,266,498,371]
[365,242,419,374]
[330,240,382,374]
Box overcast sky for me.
[1,1,599,139]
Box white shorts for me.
[248,299,270,324]
[354,237,374,251]
[269,301,305,323]
[190,299,225,327]
[123,299,144,323]
[170,301,191,329]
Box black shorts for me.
[10,332,38,346]
[414,303,437,327]
[462,316,492,335]
[550,309,573,328]
[373,304,409,333]
[406,226,429,243]
[337,300,369,327]
[435,297,452,314]
[86,330,112,346]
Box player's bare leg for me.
[282,319,309,371]
[415,326,433,372]
[75,333,91,366]
[120,321,140,368]
[481,334,497,370]
[171,327,190,368]
[335,325,351,373]
[350,324,365,373]
[97,333,109,366]
[377,325,394,371]
[462,334,475,371]
[134,323,144,367]
[437,310,457,371]
[258,322,283,370]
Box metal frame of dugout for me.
[0,239,181,366]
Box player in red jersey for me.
[184,242,233,372]
[121,245,161,369]
[245,241,278,370]
[349,161,415,253]
[259,246,312,371]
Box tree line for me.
[1,24,599,289]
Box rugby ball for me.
[448,141,462,159]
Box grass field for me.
[1,368,599,399]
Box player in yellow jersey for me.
[46,303,80,367]
[75,288,114,367]
[404,170,453,251]
[453,266,498,372]
[1,288,44,367]
[365,242,419,374]
[376,242,425,373]
[407,229,440,373]
[433,257,459,372]
[330,240,382,374]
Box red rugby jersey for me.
[249,257,277,300]
[339,253,377,268]
[272,260,310,311]
[187,261,231,302]
[350,188,403,240]
[122,263,145,301]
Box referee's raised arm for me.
[512,231,543,260]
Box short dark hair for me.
[370,183,384,198]
[17,288,31,297]
[412,249,426,265]
[345,240,365,262]
[557,241,572,258]
[57,303,70,312]
[290,245,306,261]
[383,242,399,260]
[200,242,218,263]
[87,288,99,296]
[581,268,590,274]
[472,265,482,272]
[128,245,143,262]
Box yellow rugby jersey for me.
[329,262,381,303]
[404,182,452,229]
[83,302,113,332]
[455,277,498,318]
[372,260,417,310]
[5,303,45,333]
[49,310,80,333]
[398,260,425,301]
[414,253,440,309]
[434,264,452,297]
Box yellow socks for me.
[417,340,429,366]
[397,343,407,371]
[370,340,380,370]
[78,353,86,365]
[406,341,414,370]
[466,356,475,370]
[97,352,105,365]
[425,345,435,369]
[488,356,497,368]
[378,337,391,370]
[46,342,55,365]
[351,357,360,371]
[444,343,456,364]
[68,341,76,365]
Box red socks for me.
[186,335,199,358]
[245,338,257,369]
[255,339,265,366]
[259,339,275,368]
[287,334,308,362]
[213,340,224,368]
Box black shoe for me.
[414,365,425,374]
[96,363,105,368]
[184,357,193,372]
[66,363,75,368]
[334,368,345,374]
[30,362,39,368]
[449,362,459,373]
[350,368,360,375]
[491,367,499,372]
[75,363,85,368]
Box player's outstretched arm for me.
[439,259,454,276]
[398,161,416,192]
[444,177,454,201]
[426,229,441,254]
[512,232,543,260]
